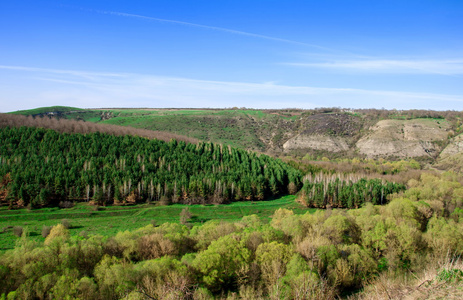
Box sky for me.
[1,0,463,112]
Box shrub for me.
[437,268,463,283]
[42,225,52,238]
[180,207,192,225]
[92,205,103,211]
[12,226,23,237]
[58,201,74,208]
[61,219,71,229]
[137,233,176,260]
[159,195,171,206]
[44,224,69,245]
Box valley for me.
[1,106,463,299]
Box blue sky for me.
[1,0,462,112]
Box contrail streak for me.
[99,10,333,51]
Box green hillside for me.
[0,126,301,208]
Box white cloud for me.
[1,65,462,112]
[0,65,125,78]
[287,59,463,75]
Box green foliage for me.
[2,172,463,299]
[436,268,463,283]
[322,213,360,244]
[44,224,69,245]
[0,126,301,207]
[94,255,135,298]
[300,176,405,209]
[406,172,463,215]
[192,234,251,290]
[270,208,304,240]
[0,195,309,251]
[256,241,293,287]
[425,216,463,256]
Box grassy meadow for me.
[0,195,314,251]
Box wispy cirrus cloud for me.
[286,59,463,75]
[1,65,462,112]
[0,65,125,82]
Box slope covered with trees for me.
[0,126,301,208]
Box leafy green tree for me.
[192,234,250,291]
[255,242,293,288]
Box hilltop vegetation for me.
[11,106,463,163]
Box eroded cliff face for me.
[283,134,350,152]
[439,134,463,159]
[356,119,450,158]
[435,134,463,172]
[281,118,453,159]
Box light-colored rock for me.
[356,119,450,158]
[439,134,463,159]
[283,134,350,152]
[435,134,463,172]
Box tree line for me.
[0,113,198,144]
[0,126,302,207]
[299,172,406,208]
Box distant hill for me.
[10,106,463,164]
[9,106,84,115]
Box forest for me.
[0,126,302,207]
[0,125,404,210]
[1,117,463,299]
[298,172,405,208]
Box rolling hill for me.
[10,106,463,164]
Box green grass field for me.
[0,195,315,251]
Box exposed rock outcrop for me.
[283,134,350,152]
[439,134,463,159]
[356,119,450,158]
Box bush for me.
[180,207,192,225]
[92,205,103,211]
[61,219,71,229]
[42,225,52,238]
[58,201,74,208]
[44,224,69,245]
[437,269,463,283]
[12,226,23,237]
[160,195,171,206]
